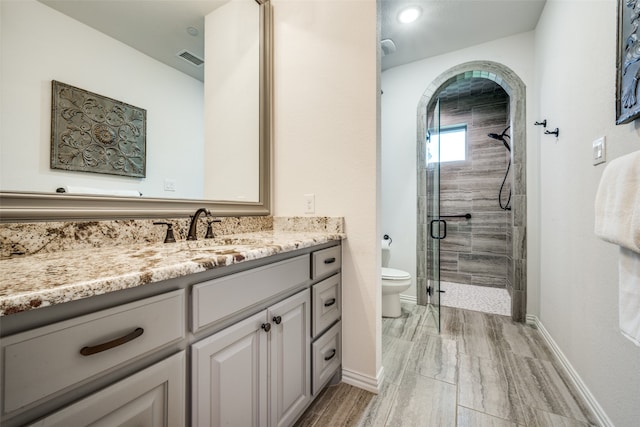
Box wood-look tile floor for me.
[295,303,599,427]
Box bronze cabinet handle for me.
[324,257,336,264]
[272,316,282,325]
[261,323,271,332]
[324,349,337,361]
[324,298,336,307]
[80,327,144,356]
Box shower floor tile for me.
[440,281,511,316]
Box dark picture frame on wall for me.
[50,80,147,177]
[616,0,640,124]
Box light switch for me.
[593,137,606,165]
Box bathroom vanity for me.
[0,234,342,427]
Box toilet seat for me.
[382,267,411,281]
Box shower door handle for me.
[429,219,447,240]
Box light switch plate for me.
[164,179,176,191]
[304,194,315,214]
[593,137,606,165]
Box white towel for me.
[595,150,640,346]
[594,150,640,252]
[60,186,142,197]
[619,247,640,347]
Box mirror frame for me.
[0,0,272,222]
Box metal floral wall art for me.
[617,0,640,124]
[50,80,146,177]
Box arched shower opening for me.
[416,61,528,322]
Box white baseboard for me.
[526,315,614,427]
[399,294,417,304]
[341,366,384,394]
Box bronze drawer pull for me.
[324,298,336,307]
[324,257,336,264]
[80,327,144,356]
[324,349,336,361]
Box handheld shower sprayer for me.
[487,126,512,211]
[487,126,511,152]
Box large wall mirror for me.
[0,0,271,221]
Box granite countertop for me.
[0,231,344,316]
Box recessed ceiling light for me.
[186,26,199,37]
[398,7,421,24]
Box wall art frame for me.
[50,80,147,177]
[616,0,640,124]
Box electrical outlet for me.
[593,137,606,165]
[164,179,176,192]
[304,194,315,214]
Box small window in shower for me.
[427,125,467,164]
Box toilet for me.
[381,240,412,318]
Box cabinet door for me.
[268,290,311,427]
[192,310,268,427]
[28,351,185,427]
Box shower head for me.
[488,126,511,152]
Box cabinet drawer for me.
[311,246,341,279]
[192,255,309,333]
[312,321,341,395]
[28,351,185,427]
[312,274,341,337]
[2,290,185,415]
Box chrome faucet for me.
[187,208,211,241]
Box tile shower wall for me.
[438,88,513,290]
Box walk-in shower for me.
[416,62,529,324]
[419,76,514,322]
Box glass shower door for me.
[426,99,442,332]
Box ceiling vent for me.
[177,50,204,67]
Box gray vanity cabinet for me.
[191,289,311,427]
[27,351,185,427]
[0,241,342,427]
[189,243,343,427]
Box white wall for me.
[204,0,259,202]
[535,1,640,425]
[381,31,539,313]
[272,0,381,389]
[0,0,204,199]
